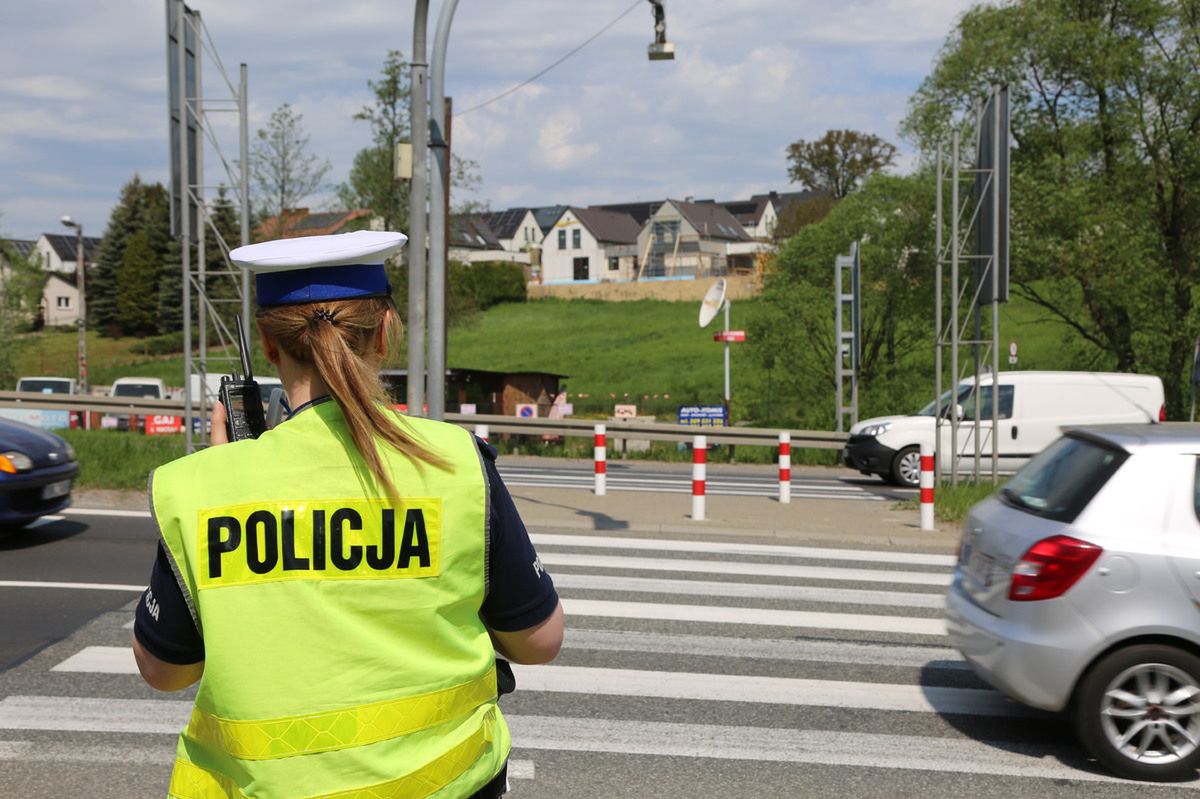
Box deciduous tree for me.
[785,130,898,199]
[251,104,330,237]
[903,0,1200,417]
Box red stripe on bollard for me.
[920,455,935,471]
[595,461,607,474]
[920,487,935,503]
[594,434,606,447]
[779,442,791,456]
[695,448,707,465]
[692,480,706,496]
[779,468,790,482]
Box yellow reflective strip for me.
[318,716,493,799]
[168,758,246,799]
[189,671,497,760]
[168,712,494,799]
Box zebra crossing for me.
[0,530,1192,797]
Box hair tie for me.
[311,308,338,325]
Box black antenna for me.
[236,315,254,381]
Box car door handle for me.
[1011,426,1018,439]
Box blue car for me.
[0,417,79,528]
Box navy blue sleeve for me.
[133,542,205,665]
[476,439,559,632]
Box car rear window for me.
[113,384,160,398]
[998,434,1127,523]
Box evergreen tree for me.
[92,176,173,336]
[116,231,160,336]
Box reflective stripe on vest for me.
[187,669,496,760]
[169,711,494,799]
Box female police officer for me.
[131,231,562,799]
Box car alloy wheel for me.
[890,446,921,488]
[1074,645,1200,781]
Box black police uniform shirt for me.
[134,436,559,665]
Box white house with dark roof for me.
[448,215,528,264]
[635,200,757,279]
[35,232,101,275]
[1,236,90,327]
[487,208,543,253]
[540,207,642,284]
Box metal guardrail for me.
[0,392,849,450]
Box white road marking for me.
[531,534,956,567]
[52,646,136,673]
[506,716,1186,787]
[554,573,945,608]
[63,508,152,519]
[0,580,143,592]
[507,759,535,780]
[0,739,175,765]
[564,629,967,669]
[563,598,945,635]
[504,481,885,500]
[541,552,951,586]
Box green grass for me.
[896,480,1001,523]
[60,429,186,491]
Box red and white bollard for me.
[474,424,489,443]
[920,442,935,531]
[594,424,607,496]
[692,434,707,521]
[778,431,791,504]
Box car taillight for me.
[1008,535,1102,601]
[1159,404,1167,422]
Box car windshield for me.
[113,384,160,398]
[915,384,1014,420]
[999,435,1127,523]
[18,380,71,394]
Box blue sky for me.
[0,0,975,242]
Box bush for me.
[463,261,526,309]
[129,332,185,356]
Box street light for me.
[648,1,675,60]
[59,216,88,396]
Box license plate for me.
[41,480,71,500]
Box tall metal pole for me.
[723,299,731,422]
[428,0,460,421]
[178,0,193,452]
[239,63,250,323]
[950,130,960,486]
[934,148,943,488]
[990,86,1001,483]
[408,0,429,417]
[75,226,88,396]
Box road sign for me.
[678,405,727,427]
[516,403,537,418]
[713,330,747,343]
[614,404,638,419]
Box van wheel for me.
[1073,644,1200,781]
[889,446,921,488]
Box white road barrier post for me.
[692,434,707,521]
[594,423,607,496]
[920,442,935,531]
[474,424,489,443]
[778,431,791,504]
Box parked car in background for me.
[843,371,1165,488]
[16,376,76,395]
[108,377,167,399]
[0,417,79,529]
[946,424,1200,781]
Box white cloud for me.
[0,75,91,102]
[537,109,599,171]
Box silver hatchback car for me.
[946,424,1200,782]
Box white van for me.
[16,376,76,395]
[843,371,1165,487]
[109,377,167,399]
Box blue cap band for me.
[255,264,390,306]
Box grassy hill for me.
[12,293,1102,425]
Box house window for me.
[524,227,531,242]
[573,257,590,281]
[608,257,619,271]
[572,229,581,249]
[558,230,566,250]
[56,296,71,308]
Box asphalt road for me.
[2,508,1197,796]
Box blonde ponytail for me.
[256,297,447,497]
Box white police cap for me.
[230,230,407,307]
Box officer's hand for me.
[209,402,229,446]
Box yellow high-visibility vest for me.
[152,401,509,799]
